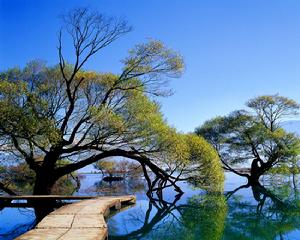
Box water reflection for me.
[108,180,300,240]
[224,183,300,240]
[0,200,66,240]
[0,207,35,240]
[0,173,146,239]
[1,174,300,240]
[93,175,146,195]
[108,192,227,240]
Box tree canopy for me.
[196,94,300,185]
[0,7,223,195]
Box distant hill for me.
[282,120,300,135]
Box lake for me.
[1,173,300,240]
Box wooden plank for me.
[16,195,136,240]
[16,229,68,240]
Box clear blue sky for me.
[1,0,300,132]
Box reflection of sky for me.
[107,173,243,237]
[74,173,100,196]
[1,173,300,239]
[75,173,205,203]
[107,173,300,239]
[224,172,255,202]
[0,207,35,240]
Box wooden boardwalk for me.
[16,195,136,240]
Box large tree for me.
[0,8,223,195]
[196,95,300,185]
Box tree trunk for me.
[248,158,264,186]
[33,170,57,195]
[32,150,62,195]
[247,175,260,186]
[31,169,59,223]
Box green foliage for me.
[94,160,116,175]
[123,40,184,82]
[246,94,300,130]
[180,194,227,240]
[89,86,225,191]
[0,7,223,194]
[130,194,227,240]
[0,68,62,150]
[224,184,300,240]
[184,134,224,192]
[0,162,77,195]
[0,162,35,194]
[195,116,226,151]
[94,159,142,178]
[196,95,300,179]
[268,156,300,175]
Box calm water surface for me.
[0,173,300,240]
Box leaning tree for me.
[0,8,223,195]
[196,95,300,185]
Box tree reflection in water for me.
[109,190,227,240]
[224,182,300,240]
[1,175,300,240]
[93,174,147,195]
[0,207,35,240]
[109,181,300,240]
